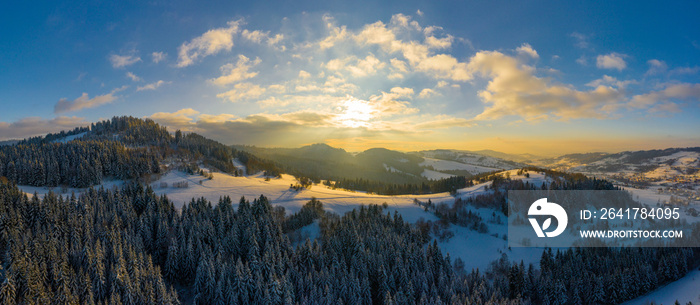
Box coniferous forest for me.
[1,180,697,304]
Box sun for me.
[337,98,374,128]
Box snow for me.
[150,170,451,222]
[652,151,700,165]
[294,220,321,242]
[231,158,247,175]
[421,157,499,174]
[421,169,454,180]
[52,132,87,143]
[439,225,542,272]
[17,179,125,199]
[624,268,700,305]
[644,165,682,179]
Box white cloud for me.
[177,20,243,67]
[425,35,453,50]
[389,87,414,97]
[645,59,667,76]
[137,80,171,91]
[467,51,624,121]
[630,83,700,108]
[152,52,167,63]
[416,9,424,17]
[54,86,127,113]
[670,66,700,75]
[241,29,267,43]
[325,54,386,78]
[216,82,266,102]
[149,108,200,128]
[596,53,627,71]
[570,32,590,49]
[298,70,311,79]
[126,71,142,82]
[585,75,636,88]
[109,54,141,68]
[516,43,539,59]
[418,88,437,98]
[210,55,261,86]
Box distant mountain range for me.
[530,147,700,178]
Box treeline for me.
[0,180,520,304]
[0,140,159,188]
[326,176,473,195]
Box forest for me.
[0,179,697,304]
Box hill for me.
[0,116,280,188]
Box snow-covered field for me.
[625,268,700,305]
[421,169,454,180]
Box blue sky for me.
[1,0,699,155]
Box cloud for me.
[109,54,141,68]
[54,86,127,113]
[416,9,424,17]
[467,50,624,121]
[425,35,453,50]
[325,54,386,77]
[298,70,311,79]
[629,83,700,108]
[126,71,142,82]
[645,59,667,76]
[596,53,627,71]
[570,32,590,49]
[210,55,261,86]
[241,29,285,50]
[414,116,474,129]
[177,19,242,67]
[148,108,343,146]
[352,17,471,81]
[149,108,200,127]
[0,116,87,141]
[216,82,266,102]
[516,43,539,59]
[670,66,699,75]
[585,75,636,88]
[152,52,167,63]
[576,56,587,66]
[137,80,171,91]
[418,88,437,98]
[241,29,267,43]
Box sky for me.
[1,0,699,156]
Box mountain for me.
[532,147,700,185]
[234,144,428,185]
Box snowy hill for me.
[416,149,525,170]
